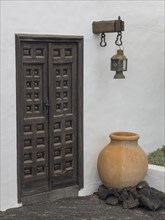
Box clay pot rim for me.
[110,131,139,141]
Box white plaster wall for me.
[144,164,165,192]
[0,0,164,211]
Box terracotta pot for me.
[97,132,148,188]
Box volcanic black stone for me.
[163,199,165,208]
[122,195,139,209]
[98,185,119,200]
[98,184,110,200]
[106,195,119,206]
[98,181,165,211]
[137,186,165,211]
[139,186,165,201]
[119,188,129,201]
[136,181,149,190]
[138,194,163,211]
[128,186,139,199]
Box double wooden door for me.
[16,35,83,199]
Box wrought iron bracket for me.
[92,16,124,47]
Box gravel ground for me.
[0,195,164,220]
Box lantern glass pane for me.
[117,60,123,71]
[111,59,118,71]
[123,59,127,71]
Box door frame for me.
[15,34,83,203]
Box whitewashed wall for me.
[0,0,164,211]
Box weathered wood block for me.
[92,20,124,34]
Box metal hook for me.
[100,33,107,47]
[115,32,123,46]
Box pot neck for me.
[110,139,138,146]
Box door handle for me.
[44,97,50,114]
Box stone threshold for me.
[21,185,79,206]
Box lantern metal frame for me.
[111,49,128,79]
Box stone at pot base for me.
[138,194,163,211]
[98,181,165,211]
[122,195,139,209]
[106,196,119,206]
[98,185,119,200]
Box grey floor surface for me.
[0,195,164,220]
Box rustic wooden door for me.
[16,35,83,200]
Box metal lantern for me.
[111,49,127,79]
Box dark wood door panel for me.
[51,43,77,64]
[21,42,47,60]
[52,64,72,115]
[23,64,45,117]
[50,114,77,188]
[19,42,49,196]
[49,42,78,188]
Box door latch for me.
[44,97,50,114]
